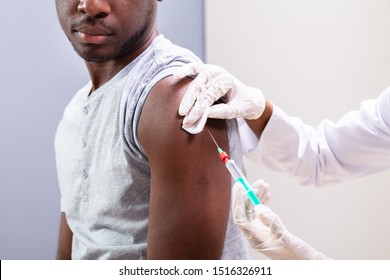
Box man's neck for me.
[86,30,159,92]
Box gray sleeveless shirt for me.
[55,35,249,259]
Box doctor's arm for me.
[248,90,390,186]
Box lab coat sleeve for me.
[245,87,390,186]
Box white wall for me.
[206,0,390,259]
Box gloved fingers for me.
[176,63,267,123]
[232,182,256,225]
[208,100,262,120]
[228,79,266,119]
[254,204,278,228]
[180,75,233,130]
[181,106,210,134]
[182,95,237,132]
[173,62,203,79]
[255,204,287,239]
[177,63,234,116]
[194,81,230,109]
[178,71,209,116]
[182,89,254,131]
[234,79,266,103]
[251,179,270,205]
[232,182,247,223]
[203,74,233,102]
[233,183,276,249]
[208,103,236,119]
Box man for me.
[54,0,248,260]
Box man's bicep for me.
[139,77,232,259]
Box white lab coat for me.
[239,87,390,186]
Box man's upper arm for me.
[138,76,232,259]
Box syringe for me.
[208,130,261,206]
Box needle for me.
[207,130,223,153]
[206,129,261,206]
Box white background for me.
[206,0,390,259]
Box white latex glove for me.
[174,63,266,134]
[233,180,330,260]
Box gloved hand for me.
[174,63,266,134]
[233,180,330,260]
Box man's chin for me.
[76,51,114,63]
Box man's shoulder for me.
[140,75,190,125]
[149,35,202,66]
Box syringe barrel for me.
[225,159,261,206]
[225,159,245,181]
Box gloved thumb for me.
[233,179,271,223]
[254,204,277,228]
[251,179,270,205]
[232,182,253,225]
